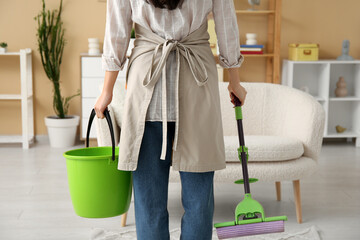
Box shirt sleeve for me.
[102,0,133,71]
[212,0,244,68]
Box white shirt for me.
[102,0,244,121]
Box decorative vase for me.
[0,47,7,53]
[336,125,346,133]
[88,38,100,55]
[334,76,348,97]
[45,115,80,148]
[246,33,257,45]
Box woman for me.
[95,0,247,239]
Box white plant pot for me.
[44,115,80,148]
[0,47,7,53]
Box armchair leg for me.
[121,211,128,227]
[275,181,281,201]
[293,180,302,223]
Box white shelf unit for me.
[80,53,128,140]
[0,48,35,148]
[282,59,360,147]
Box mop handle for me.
[231,93,251,194]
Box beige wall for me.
[1,0,359,135]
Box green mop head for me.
[214,193,287,239]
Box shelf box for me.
[327,101,360,137]
[292,63,329,99]
[329,63,360,98]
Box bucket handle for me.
[86,108,116,161]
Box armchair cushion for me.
[224,135,304,162]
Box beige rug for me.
[90,225,322,240]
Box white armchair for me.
[95,80,325,225]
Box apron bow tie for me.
[142,37,209,160]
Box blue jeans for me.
[132,121,215,240]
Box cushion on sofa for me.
[224,135,304,162]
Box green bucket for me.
[63,108,132,218]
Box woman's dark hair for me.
[145,0,185,10]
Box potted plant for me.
[0,42,7,53]
[34,0,80,148]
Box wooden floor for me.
[0,136,359,240]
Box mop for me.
[214,93,287,239]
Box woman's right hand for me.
[228,81,247,107]
[94,91,113,119]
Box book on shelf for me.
[240,44,264,48]
[241,47,262,51]
[241,50,264,54]
[240,44,264,55]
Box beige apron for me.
[118,19,226,172]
